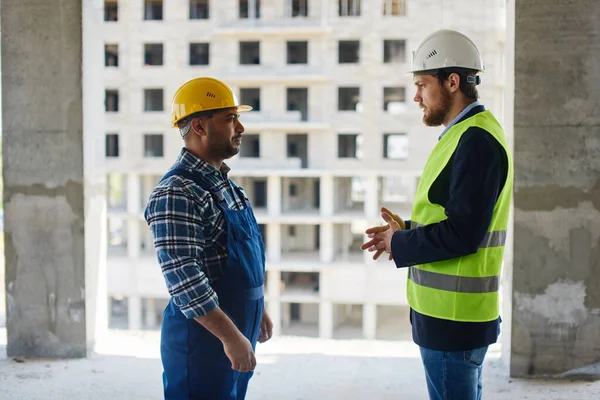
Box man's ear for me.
[447,73,461,93]
[190,117,207,137]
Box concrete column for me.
[266,224,281,262]
[267,176,281,217]
[128,296,142,331]
[511,0,600,378]
[320,175,334,217]
[364,175,379,218]
[126,173,141,259]
[363,303,377,340]
[320,222,334,263]
[144,298,158,330]
[127,174,141,214]
[282,303,291,328]
[1,0,106,357]
[266,269,282,336]
[319,301,333,338]
[127,221,141,259]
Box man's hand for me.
[258,310,273,343]
[222,333,256,372]
[361,207,405,260]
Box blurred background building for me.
[101,0,506,338]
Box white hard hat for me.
[410,29,485,73]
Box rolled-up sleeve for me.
[144,186,219,318]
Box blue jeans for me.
[419,346,488,400]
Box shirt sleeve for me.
[390,127,506,267]
[144,185,219,318]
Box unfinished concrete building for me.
[1,0,599,386]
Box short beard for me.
[423,86,452,127]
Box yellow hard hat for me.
[171,77,252,127]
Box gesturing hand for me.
[361,207,405,260]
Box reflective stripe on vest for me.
[408,268,499,294]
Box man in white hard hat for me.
[362,30,514,400]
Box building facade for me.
[103,0,506,338]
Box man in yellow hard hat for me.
[362,30,513,400]
[144,77,272,399]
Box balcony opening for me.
[383,87,406,112]
[240,134,260,158]
[338,40,360,64]
[104,0,118,21]
[189,0,209,19]
[382,0,407,16]
[290,0,308,17]
[383,39,406,63]
[333,177,365,214]
[286,134,308,168]
[144,89,164,111]
[144,43,163,66]
[338,87,360,111]
[281,302,319,338]
[287,88,309,121]
[338,134,361,159]
[105,44,119,67]
[287,41,308,64]
[144,0,163,20]
[253,180,267,208]
[333,304,363,339]
[143,134,164,157]
[105,133,119,157]
[377,305,412,340]
[339,0,361,16]
[105,89,119,112]
[282,178,320,214]
[240,88,261,111]
[189,43,210,65]
[240,41,260,65]
[239,0,261,19]
[383,133,409,160]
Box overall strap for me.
[228,180,252,208]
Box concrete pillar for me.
[364,175,379,219]
[320,222,334,263]
[319,301,333,338]
[511,0,600,378]
[144,298,158,330]
[363,303,377,340]
[128,296,142,331]
[267,224,281,262]
[1,0,106,357]
[267,176,281,216]
[266,269,282,336]
[320,175,334,217]
[127,173,141,214]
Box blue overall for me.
[158,168,265,400]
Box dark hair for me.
[416,68,480,102]
[436,68,480,102]
[178,109,216,129]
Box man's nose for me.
[414,91,421,103]
[236,119,245,134]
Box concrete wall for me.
[511,0,600,378]
[1,0,106,357]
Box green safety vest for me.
[406,110,514,322]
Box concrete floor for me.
[0,329,598,399]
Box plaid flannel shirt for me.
[144,148,247,318]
